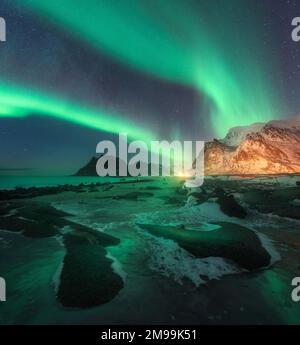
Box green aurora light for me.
[15,0,284,137]
[0,82,155,141]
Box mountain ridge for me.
[74,115,300,176]
[205,114,300,175]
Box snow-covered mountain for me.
[205,114,300,175]
[220,123,265,147]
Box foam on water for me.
[106,251,127,283]
[242,208,300,230]
[51,201,99,218]
[253,231,281,266]
[138,229,241,287]
[134,201,231,227]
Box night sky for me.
[0,0,300,175]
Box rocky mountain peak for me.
[205,115,300,175]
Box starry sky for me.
[0,0,300,175]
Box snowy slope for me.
[220,123,265,147]
[205,115,300,175]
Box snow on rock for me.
[204,114,300,175]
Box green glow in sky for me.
[19,0,283,137]
[0,82,155,141]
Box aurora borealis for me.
[2,1,300,329]
[0,0,300,174]
[24,0,284,135]
[0,82,155,140]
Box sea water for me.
[0,176,124,190]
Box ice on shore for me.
[106,251,127,283]
[141,231,241,287]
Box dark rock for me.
[57,232,123,308]
[138,222,271,271]
[215,188,247,218]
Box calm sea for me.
[0,176,124,190]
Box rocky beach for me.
[0,175,300,324]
